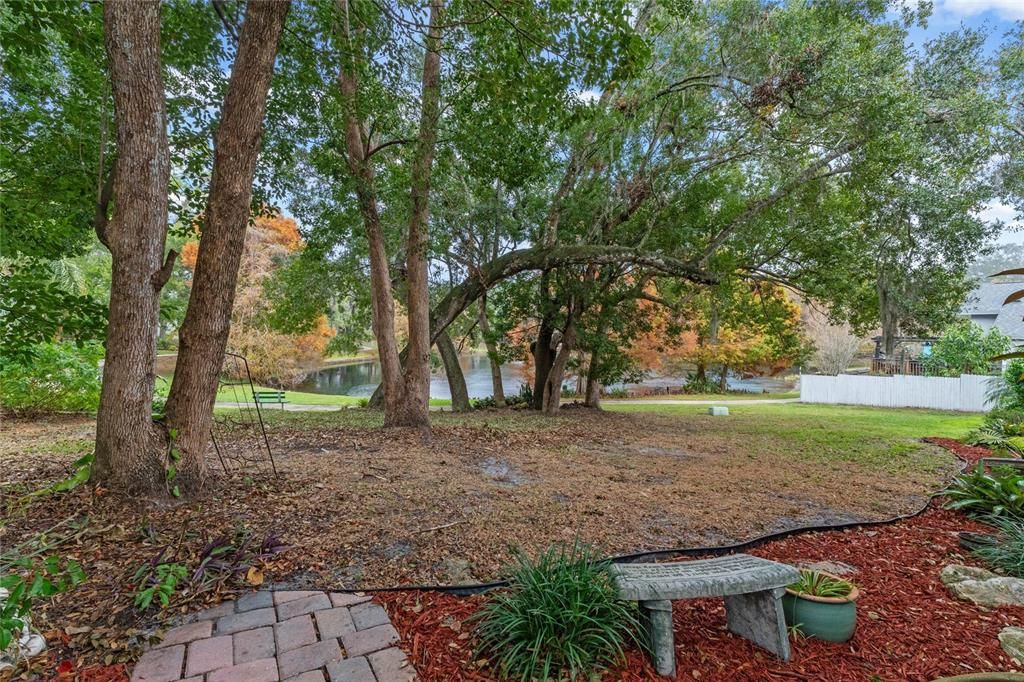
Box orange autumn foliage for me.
[626,283,806,377]
[180,213,333,386]
[180,240,199,270]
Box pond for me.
[293,354,795,399]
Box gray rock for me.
[798,560,858,576]
[940,564,998,585]
[708,406,729,416]
[941,565,1024,606]
[1000,626,1024,661]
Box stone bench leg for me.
[638,599,676,678]
[724,587,791,661]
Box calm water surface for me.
[294,354,794,399]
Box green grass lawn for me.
[604,401,981,438]
[243,400,981,458]
[213,383,451,407]
[603,401,981,473]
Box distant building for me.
[961,282,1024,344]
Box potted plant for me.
[782,569,859,643]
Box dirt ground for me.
[0,407,956,666]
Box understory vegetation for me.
[970,515,1024,579]
[0,342,103,414]
[472,542,641,681]
[946,466,1024,519]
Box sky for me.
[905,0,1022,245]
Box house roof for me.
[962,282,1024,340]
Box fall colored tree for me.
[648,283,810,391]
[180,214,334,386]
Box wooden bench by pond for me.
[610,554,800,677]
[253,390,287,408]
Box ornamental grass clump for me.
[972,515,1024,578]
[787,569,855,598]
[472,542,641,681]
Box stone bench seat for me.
[610,554,800,677]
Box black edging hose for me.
[322,441,970,597]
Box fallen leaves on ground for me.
[1,410,960,671]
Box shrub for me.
[986,360,1024,412]
[472,396,497,410]
[133,562,188,610]
[945,464,1024,519]
[684,374,723,394]
[923,320,1010,377]
[971,515,1024,578]
[504,382,534,408]
[989,407,1024,426]
[0,341,103,413]
[472,542,641,681]
[132,529,287,611]
[966,420,1024,456]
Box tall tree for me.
[337,0,443,428]
[91,0,173,492]
[162,0,290,492]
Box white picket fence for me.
[799,373,995,412]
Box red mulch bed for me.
[923,437,991,466]
[378,438,1024,681]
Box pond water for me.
[293,354,795,399]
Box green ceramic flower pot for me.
[782,575,859,643]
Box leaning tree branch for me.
[152,249,178,291]
[429,244,717,345]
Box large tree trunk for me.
[338,3,405,421]
[436,330,470,412]
[532,315,555,410]
[477,296,505,406]
[338,0,443,429]
[584,349,602,408]
[542,316,577,415]
[92,0,172,494]
[393,0,443,429]
[878,279,899,357]
[162,0,290,493]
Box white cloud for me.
[934,0,1024,21]
[573,88,602,104]
[979,201,1024,244]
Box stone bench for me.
[610,554,800,677]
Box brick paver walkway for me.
[131,590,416,682]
